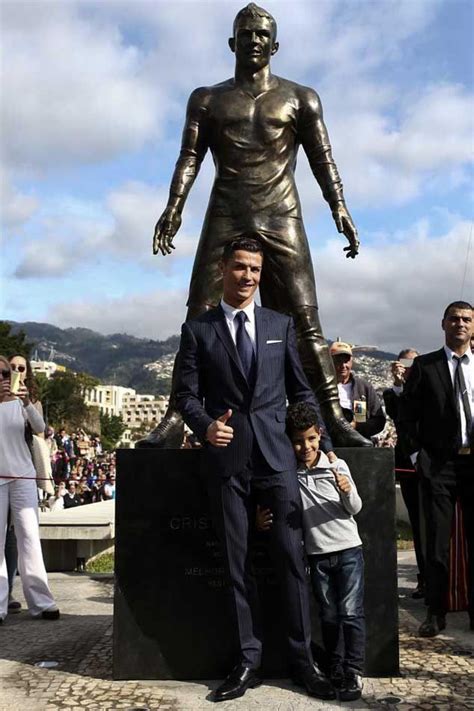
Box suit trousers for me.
[206,449,313,671]
[0,478,57,619]
[419,452,474,617]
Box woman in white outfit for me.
[0,355,59,622]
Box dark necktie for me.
[235,311,255,382]
[453,354,472,447]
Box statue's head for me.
[229,3,279,68]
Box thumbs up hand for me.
[206,409,234,447]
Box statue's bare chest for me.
[208,88,298,147]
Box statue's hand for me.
[332,204,360,259]
[153,207,182,255]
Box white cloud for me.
[101,180,199,260]
[47,288,188,340]
[13,201,112,278]
[294,82,474,209]
[11,177,208,280]
[313,218,474,354]
[39,217,474,353]
[2,1,160,170]
[0,170,39,229]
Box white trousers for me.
[0,478,57,618]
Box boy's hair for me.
[286,402,321,436]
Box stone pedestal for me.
[113,447,398,680]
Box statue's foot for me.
[331,419,372,447]
[135,411,184,449]
[322,409,373,448]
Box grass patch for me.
[86,551,114,574]
[396,520,414,550]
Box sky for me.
[1,0,473,355]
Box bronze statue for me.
[138,3,371,448]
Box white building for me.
[84,384,136,418]
[85,385,169,447]
[31,360,66,379]
[121,393,169,429]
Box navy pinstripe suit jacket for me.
[175,304,318,475]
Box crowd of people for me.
[44,427,116,510]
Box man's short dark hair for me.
[443,301,472,319]
[222,236,264,262]
[397,348,419,359]
[286,402,321,436]
[233,3,277,39]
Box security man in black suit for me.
[400,301,474,637]
[175,237,335,702]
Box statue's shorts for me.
[187,214,318,314]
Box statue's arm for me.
[153,88,210,256]
[299,88,359,259]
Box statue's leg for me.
[258,217,371,448]
[136,216,235,448]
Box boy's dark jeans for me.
[308,545,365,675]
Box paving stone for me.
[1,556,473,710]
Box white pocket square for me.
[266,339,283,344]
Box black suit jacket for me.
[399,348,459,458]
[175,305,319,475]
[383,387,414,470]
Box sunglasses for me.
[1,369,10,378]
[10,364,26,372]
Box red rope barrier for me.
[0,475,53,481]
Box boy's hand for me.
[256,505,273,532]
[334,471,352,494]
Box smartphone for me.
[399,358,414,368]
[10,370,21,394]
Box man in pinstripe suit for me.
[175,237,335,702]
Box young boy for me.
[258,401,365,701]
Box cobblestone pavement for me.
[0,551,472,711]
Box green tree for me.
[0,321,33,357]
[43,370,98,430]
[35,373,49,404]
[99,412,126,451]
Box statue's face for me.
[230,17,278,70]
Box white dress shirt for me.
[337,382,353,410]
[444,344,474,447]
[220,299,256,350]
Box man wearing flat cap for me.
[330,341,386,439]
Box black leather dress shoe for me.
[291,663,336,700]
[419,612,446,637]
[213,664,262,702]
